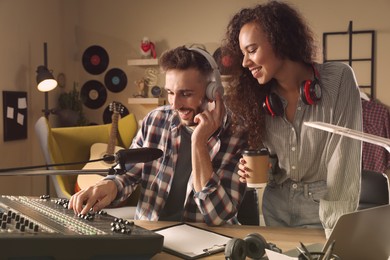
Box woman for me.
[222,1,362,238]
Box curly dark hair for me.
[222,0,318,148]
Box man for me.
[69,46,247,225]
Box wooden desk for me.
[133,220,327,259]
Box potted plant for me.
[57,83,88,126]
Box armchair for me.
[34,114,140,218]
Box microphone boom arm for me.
[0,169,110,177]
[0,157,109,173]
[0,147,163,177]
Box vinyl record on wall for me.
[80,80,107,109]
[82,45,109,75]
[213,47,233,75]
[104,68,127,93]
[103,103,129,124]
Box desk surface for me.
[134,220,327,259]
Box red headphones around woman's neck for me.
[262,64,321,117]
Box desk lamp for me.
[36,42,58,195]
[36,42,58,119]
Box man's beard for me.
[177,106,203,127]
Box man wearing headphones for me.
[69,46,248,225]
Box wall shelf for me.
[128,98,165,105]
[127,59,158,66]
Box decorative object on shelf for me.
[213,47,234,88]
[102,102,129,124]
[133,78,146,98]
[57,83,88,126]
[144,67,158,86]
[144,67,159,97]
[104,68,127,93]
[82,45,109,75]
[80,80,107,109]
[151,86,162,98]
[140,37,156,59]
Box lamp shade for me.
[36,65,58,92]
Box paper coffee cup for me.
[242,149,269,188]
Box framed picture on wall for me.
[2,91,28,141]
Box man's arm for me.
[192,94,226,192]
[192,129,246,225]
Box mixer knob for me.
[124,220,134,226]
[97,210,107,215]
[39,194,50,200]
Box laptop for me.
[322,204,390,260]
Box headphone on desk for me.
[224,233,282,260]
[262,64,322,117]
[186,47,224,101]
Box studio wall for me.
[0,0,389,195]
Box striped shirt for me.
[262,62,362,234]
[105,105,247,225]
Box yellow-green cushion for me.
[46,114,137,197]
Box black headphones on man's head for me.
[186,47,224,101]
[262,64,321,117]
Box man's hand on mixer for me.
[68,180,118,215]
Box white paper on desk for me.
[155,223,230,258]
[266,249,297,260]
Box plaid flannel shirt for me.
[105,105,247,225]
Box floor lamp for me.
[36,42,58,195]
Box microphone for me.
[103,148,164,165]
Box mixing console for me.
[0,195,163,260]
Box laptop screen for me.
[324,205,390,260]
